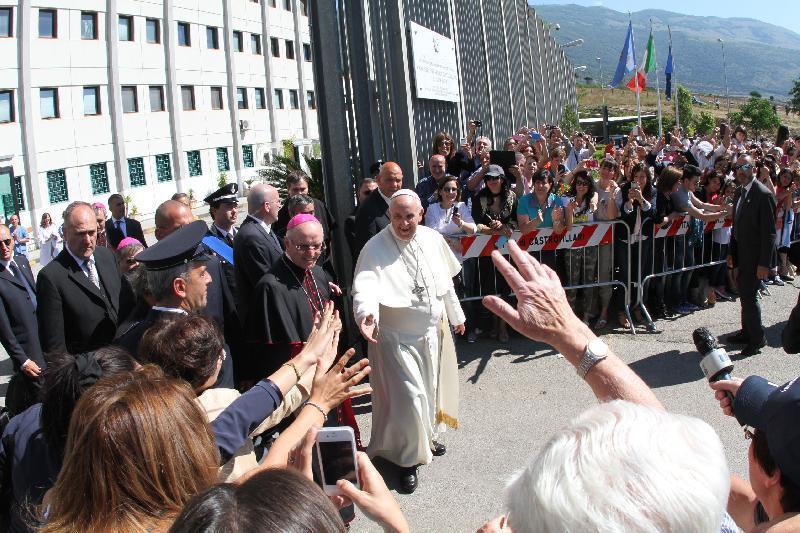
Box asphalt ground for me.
[2,280,797,532]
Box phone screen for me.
[319,440,357,486]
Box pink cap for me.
[117,237,143,251]
[287,214,319,230]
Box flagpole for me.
[670,26,679,130]
[653,20,663,137]
[632,14,642,129]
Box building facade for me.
[0,0,317,228]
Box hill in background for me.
[531,3,800,99]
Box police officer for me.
[204,183,239,292]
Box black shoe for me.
[432,441,446,457]
[740,338,767,357]
[399,466,418,494]
[726,331,750,345]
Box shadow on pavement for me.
[457,335,555,384]
[628,348,705,389]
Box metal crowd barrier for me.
[457,220,636,334]
[635,214,732,331]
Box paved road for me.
[2,281,797,532]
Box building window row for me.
[270,38,311,62]
[268,0,307,14]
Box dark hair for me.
[169,468,346,533]
[107,193,124,205]
[682,164,702,180]
[569,170,596,215]
[533,168,555,186]
[286,170,310,189]
[436,176,462,202]
[287,194,315,217]
[629,162,654,199]
[656,166,683,194]
[752,429,800,513]
[40,346,136,453]
[138,314,223,391]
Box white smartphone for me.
[315,426,359,496]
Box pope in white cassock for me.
[353,189,465,494]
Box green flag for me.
[641,31,656,73]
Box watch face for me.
[588,338,609,357]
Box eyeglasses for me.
[485,175,502,181]
[289,241,326,253]
[442,187,459,193]
[576,181,590,186]
[744,426,755,440]
[0,238,12,247]
[735,163,753,170]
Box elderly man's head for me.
[389,192,423,241]
[0,225,13,262]
[429,155,447,181]
[504,401,729,533]
[248,184,281,224]
[63,202,97,259]
[284,217,324,271]
[377,162,404,198]
[154,200,194,241]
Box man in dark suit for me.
[352,161,403,262]
[233,183,283,328]
[37,201,131,355]
[105,193,148,249]
[204,182,238,292]
[727,154,777,356]
[0,224,44,414]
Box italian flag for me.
[628,30,655,93]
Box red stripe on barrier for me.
[666,217,684,237]
[597,225,613,245]
[460,235,477,257]
[516,231,538,251]
[542,229,565,251]
[479,235,500,256]
[571,224,595,248]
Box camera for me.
[472,120,482,128]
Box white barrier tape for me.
[460,223,613,258]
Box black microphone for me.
[693,327,734,400]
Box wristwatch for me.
[577,338,609,378]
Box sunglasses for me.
[0,238,12,247]
[576,181,590,186]
[735,163,753,170]
[485,175,502,181]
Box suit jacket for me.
[36,246,130,355]
[206,226,237,294]
[729,179,776,272]
[353,189,389,262]
[105,217,148,249]
[233,215,283,326]
[0,255,43,371]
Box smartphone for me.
[631,181,640,190]
[530,131,542,141]
[452,204,459,215]
[665,131,672,145]
[315,427,359,496]
[459,137,466,146]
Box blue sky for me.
[529,1,800,34]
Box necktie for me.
[84,258,100,289]
[116,220,126,237]
[225,232,234,247]
[9,261,37,309]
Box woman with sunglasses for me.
[592,159,621,329]
[471,165,518,342]
[563,171,598,324]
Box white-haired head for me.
[505,400,730,533]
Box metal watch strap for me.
[577,339,608,378]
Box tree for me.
[750,91,762,98]
[693,111,716,135]
[560,105,579,136]
[676,85,694,135]
[729,94,780,136]
[583,76,594,86]
[789,77,800,114]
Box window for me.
[273,89,284,109]
[118,15,133,41]
[243,145,254,168]
[236,88,248,110]
[254,88,266,109]
[270,37,280,57]
[0,7,12,38]
[284,0,292,11]
[40,88,59,119]
[288,89,299,109]
[206,26,219,49]
[149,85,165,112]
[83,86,100,115]
[303,43,312,62]
[181,86,195,110]
[39,9,56,38]
[269,0,276,7]
[121,86,138,113]
[251,33,261,54]
[156,154,172,182]
[128,157,146,187]
[300,0,308,16]
[285,40,295,59]
[47,169,68,204]
[216,148,230,172]
[306,90,315,110]
[210,87,224,110]
[187,150,202,177]
[146,18,160,44]
[80,12,97,40]
[177,21,190,46]
[89,163,110,195]
[0,90,13,123]
[232,30,243,52]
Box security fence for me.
[309,0,577,284]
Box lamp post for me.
[596,57,605,106]
[718,38,731,117]
[573,66,587,123]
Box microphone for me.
[693,327,734,401]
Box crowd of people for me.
[0,113,799,532]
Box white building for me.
[0,0,318,228]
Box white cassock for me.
[353,224,465,467]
